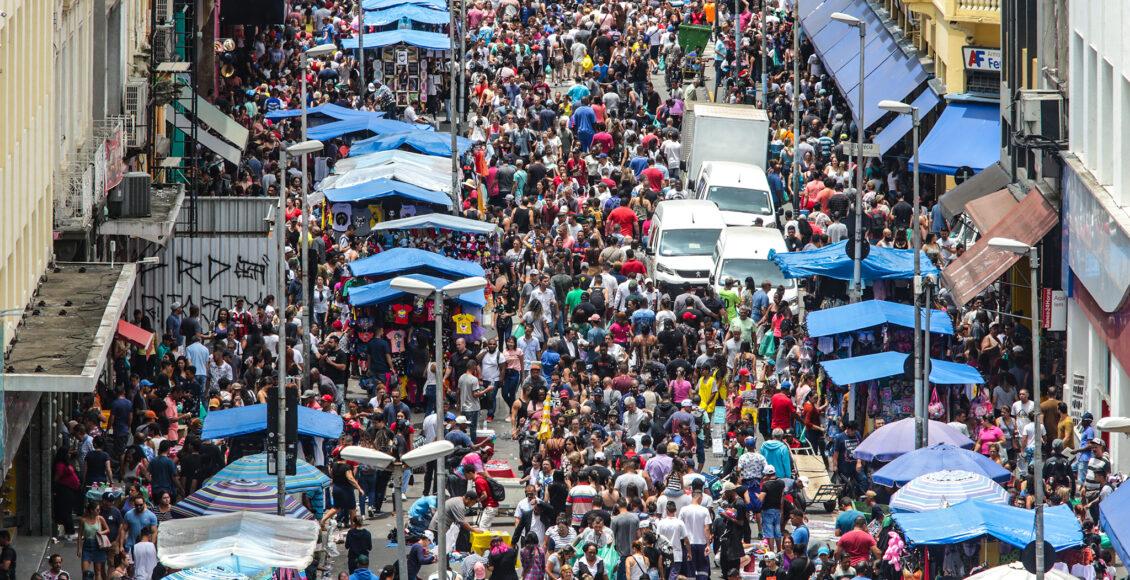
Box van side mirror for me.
[708,274,715,284]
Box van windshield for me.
[719,258,794,288]
[705,185,773,215]
[658,229,721,257]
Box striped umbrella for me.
[890,469,1009,513]
[205,453,331,494]
[162,567,253,580]
[172,479,314,520]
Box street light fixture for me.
[341,442,455,580]
[305,43,338,58]
[287,140,324,156]
[831,12,867,304]
[878,99,925,451]
[387,275,487,580]
[987,236,1045,580]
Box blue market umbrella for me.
[1099,480,1130,566]
[205,453,330,494]
[162,567,252,580]
[890,470,1009,513]
[872,443,1012,487]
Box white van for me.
[694,161,777,227]
[645,200,727,292]
[711,227,797,304]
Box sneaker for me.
[65,534,78,542]
[402,493,408,502]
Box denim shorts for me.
[762,508,782,539]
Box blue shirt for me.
[751,289,770,318]
[791,523,810,548]
[628,156,649,176]
[186,342,210,377]
[1079,425,1096,464]
[567,84,591,104]
[123,508,158,550]
[570,105,596,134]
[446,430,473,449]
[541,349,562,379]
[408,496,436,521]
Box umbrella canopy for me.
[889,470,1009,513]
[171,479,314,520]
[966,562,1076,580]
[853,417,974,462]
[206,453,330,494]
[157,512,320,571]
[872,443,1012,487]
[892,501,1082,550]
[1096,416,1130,433]
[1099,478,1130,566]
[162,567,252,580]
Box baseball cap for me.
[444,412,457,421]
[455,416,471,425]
[1082,412,1094,421]
[321,394,334,402]
[593,451,606,460]
[680,399,693,407]
[817,546,831,556]
[473,562,487,579]
[738,368,750,376]
[721,481,737,492]
[139,379,153,387]
[764,551,779,561]
[764,464,777,476]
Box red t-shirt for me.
[838,529,876,565]
[474,474,499,508]
[621,259,646,277]
[607,206,637,237]
[640,167,665,192]
[770,392,795,432]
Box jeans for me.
[482,381,499,420]
[502,372,520,416]
[401,467,412,495]
[423,384,437,418]
[687,545,710,580]
[423,461,437,496]
[356,468,378,514]
[466,410,480,441]
[194,375,208,401]
[371,469,392,513]
[762,508,782,539]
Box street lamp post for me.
[988,237,1045,580]
[878,99,924,449]
[830,12,866,302]
[388,276,488,580]
[342,441,455,580]
[791,6,801,209]
[758,0,767,106]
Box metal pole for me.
[733,0,740,103]
[276,148,289,515]
[791,8,801,209]
[448,7,460,208]
[434,293,449,580]
[458,0,467,127]
[922,280,932,446]
[1030,247,1046,580]
[394,465,410,580]
[300,53,312,388]
[357,0,366,100]
[850,22,865,302]
[910,109,925,450]
[759,0,767,106]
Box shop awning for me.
[349,130,472,158]
[964,187,1019,232]
[819,351,984,385]
[805,300,953,337]
[941,189,1058,307]
[349,247,485,280]
[873,89,940,155]
[349,274,486,308]
[909,102,1001,175]
[938,161,1011,221]
[340,28,452,50]
[115,319,154,351]
[369,213,501,235]
[200,404,344,440]
[323,177,452,207]
[365,4,451,24]
[800,0,928,128]
[363,0,446,10]
[892,501,1082,550]
[769,240,940,281]
[324,161,453,194]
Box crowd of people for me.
[40,1,1123,580]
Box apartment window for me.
[1085,46,1097,167]
[1069,33,1083,154]
[1121,77,1130,207]
[966,70,1000,97]
[1100,60,1113,186]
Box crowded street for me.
[3,1,1130,580]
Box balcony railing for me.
[954,0,1000,22]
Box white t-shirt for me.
[1012,399,1036,429]
[656,516,689,561]
[678,503,712,545]
[132,541,158,580]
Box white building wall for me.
[0,0,58,344]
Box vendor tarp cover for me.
[348,247,485,280]
[349,273,486,308]
[369,213,501,235]
[323,177,452,207]
[349,130,472,157]
[892,500,1082,551]
[200,403,344,440]
[769,240,939,281]
[805,300,953,337]
[819,351,984,386]
[156,511,321,571]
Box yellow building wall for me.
[903,0,1001,95]
[0,0,58,344]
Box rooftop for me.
[4,263,136,391]
[98,185,185,244]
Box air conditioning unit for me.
[124,79,149,148]
[1016,90,1065,142]
[154,0,174,24]
[152,24,175,63]
[120,172,152,218]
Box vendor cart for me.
[677,24,711,54]
[792,446,840,513]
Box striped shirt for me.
[566,484,597,527]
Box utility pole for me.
[759,0,768,105]
[357,0,366,100]
[791,4,800,208]
[275,148,289,515]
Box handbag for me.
[96,531,112,550]
[928,387,945,420]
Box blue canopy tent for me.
[908,101,1001,175]
[324,177,452,208]
[201,404,344,440]
[349,130,472,157]
[872,443,1012,487]
[341,29,452,51]
[349,247,485,281]
[365,4,451,25]
[805,300,953,337]
[363,0,446,10]
[263,104,384,126]
[819,351,984,385]
[892,501,1083,550]
[349,274,485,308]
[306,116,432,141]
[368,213,501,235]
[769,241,939,281]
[1099,479,1130,566]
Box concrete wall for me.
[0,0,59,345]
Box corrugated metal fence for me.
[176,196,276,235]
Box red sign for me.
[1041,288,1053,329]
[104,128,125,193]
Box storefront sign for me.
[1061,154,1130,313]
[1069,373,1087,424]
[963,47,1002,72]
[1041,289,1067,331]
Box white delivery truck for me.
[681,102,771,184]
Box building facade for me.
[880,0,1000,97]
[1060,0,1130,474]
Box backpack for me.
[486,476,506,502]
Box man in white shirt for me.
[132,526,158,580]
[1012,389,1036,432]
[678,489,713,580]
[656,502,690,577]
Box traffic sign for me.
[954,166,975,184]
[267,386,298,476]
[843,142,880,158]
[1021,540,1055,574]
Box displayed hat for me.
[455,416,471,425]
[444,412,457,421]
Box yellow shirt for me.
[1057,416,1075,448]
[704,2,717,24]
